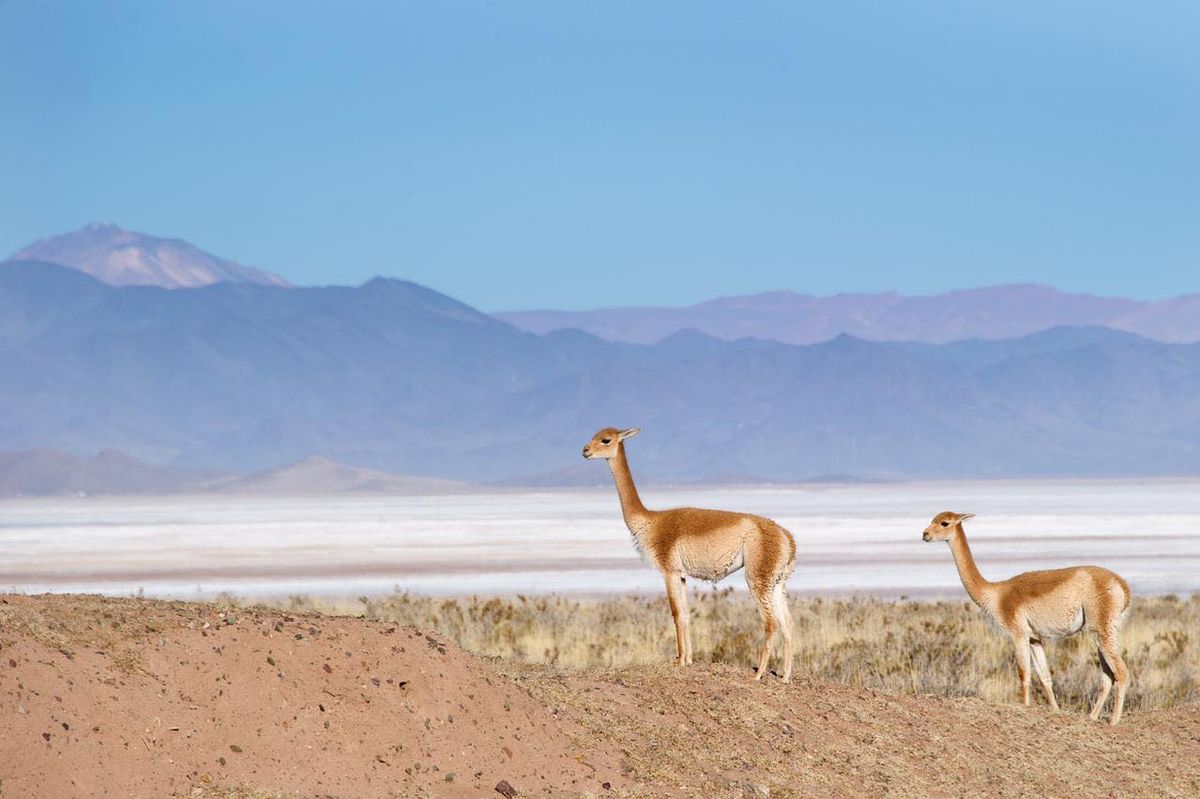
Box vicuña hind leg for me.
[746,570,780,681]
[771,581,794,682]
[1099,636,1129,726]
[1090,645,1114,721]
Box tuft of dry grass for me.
[188,786,314,799]
[277,589,1200,713]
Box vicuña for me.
[922,511,1131,724]
[582,427,797,681]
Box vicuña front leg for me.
[1029,640,1059,710]
[663,571,691,666]
[1012,634,1032,705]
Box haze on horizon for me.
[2,2,1198,310]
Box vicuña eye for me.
[940,521,949,527]
[601,438,611,444]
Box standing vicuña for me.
[583,427,797,681]
[922,511,1132,724]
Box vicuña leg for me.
[1011,634,1032,705]
[1029,640,1059,710]
[749,578,778,681]
[771,581,794,683]
[1099,635,1129,726]
[663,571,691,666]
[679,577,693,665]
[1090,645,1115,721]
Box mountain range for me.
[498,286,1200,345]
[2,225,1199,484]
[0,450,469,496]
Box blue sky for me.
[2,2,1197,310]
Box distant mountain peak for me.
[9,223,291,289]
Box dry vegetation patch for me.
[292,590,1200,714]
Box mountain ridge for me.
[0,449,472,496]
[497,283,1200,345]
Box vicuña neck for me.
[608,445,648,523]
[948,527,992,606]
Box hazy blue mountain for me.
[0,448,465,496]
[2,260,1198,483]
[9,223,290,288]
[0,449,214,496]
[497,284,1200,345]
[208,456,470,495]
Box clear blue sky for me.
[2,2,1197,310]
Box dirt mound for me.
[516,663,1200,797]
[0,594,625,798]
[3,594,1199,798]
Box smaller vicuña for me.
[922,511,1132,724]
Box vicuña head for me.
[582,425,798,681]
[581,427,639,460]
[921,511,973,542]
[921,510,1132,724]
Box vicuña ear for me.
[957,513,975,522]
[618,427,641,440]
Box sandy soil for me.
[2,594,1198,798]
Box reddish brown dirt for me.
[3,594,1199,798]
[0,594,626,798]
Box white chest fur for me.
[626,517,653,561]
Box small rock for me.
[41,732,51,741]
[229,744,243,753]
[602,783,612,791]
[8,659,15,668]
[495,779,519,798]
[323,663,333,674]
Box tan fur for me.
[583,427,798,681]
[923,511,1132,724]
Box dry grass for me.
[0,594,164,659]
[188,788,299,799]
[275,589,1200,714]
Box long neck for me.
[948,527,992,606]
[607,444,648,523]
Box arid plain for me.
[2,480,1199,796]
